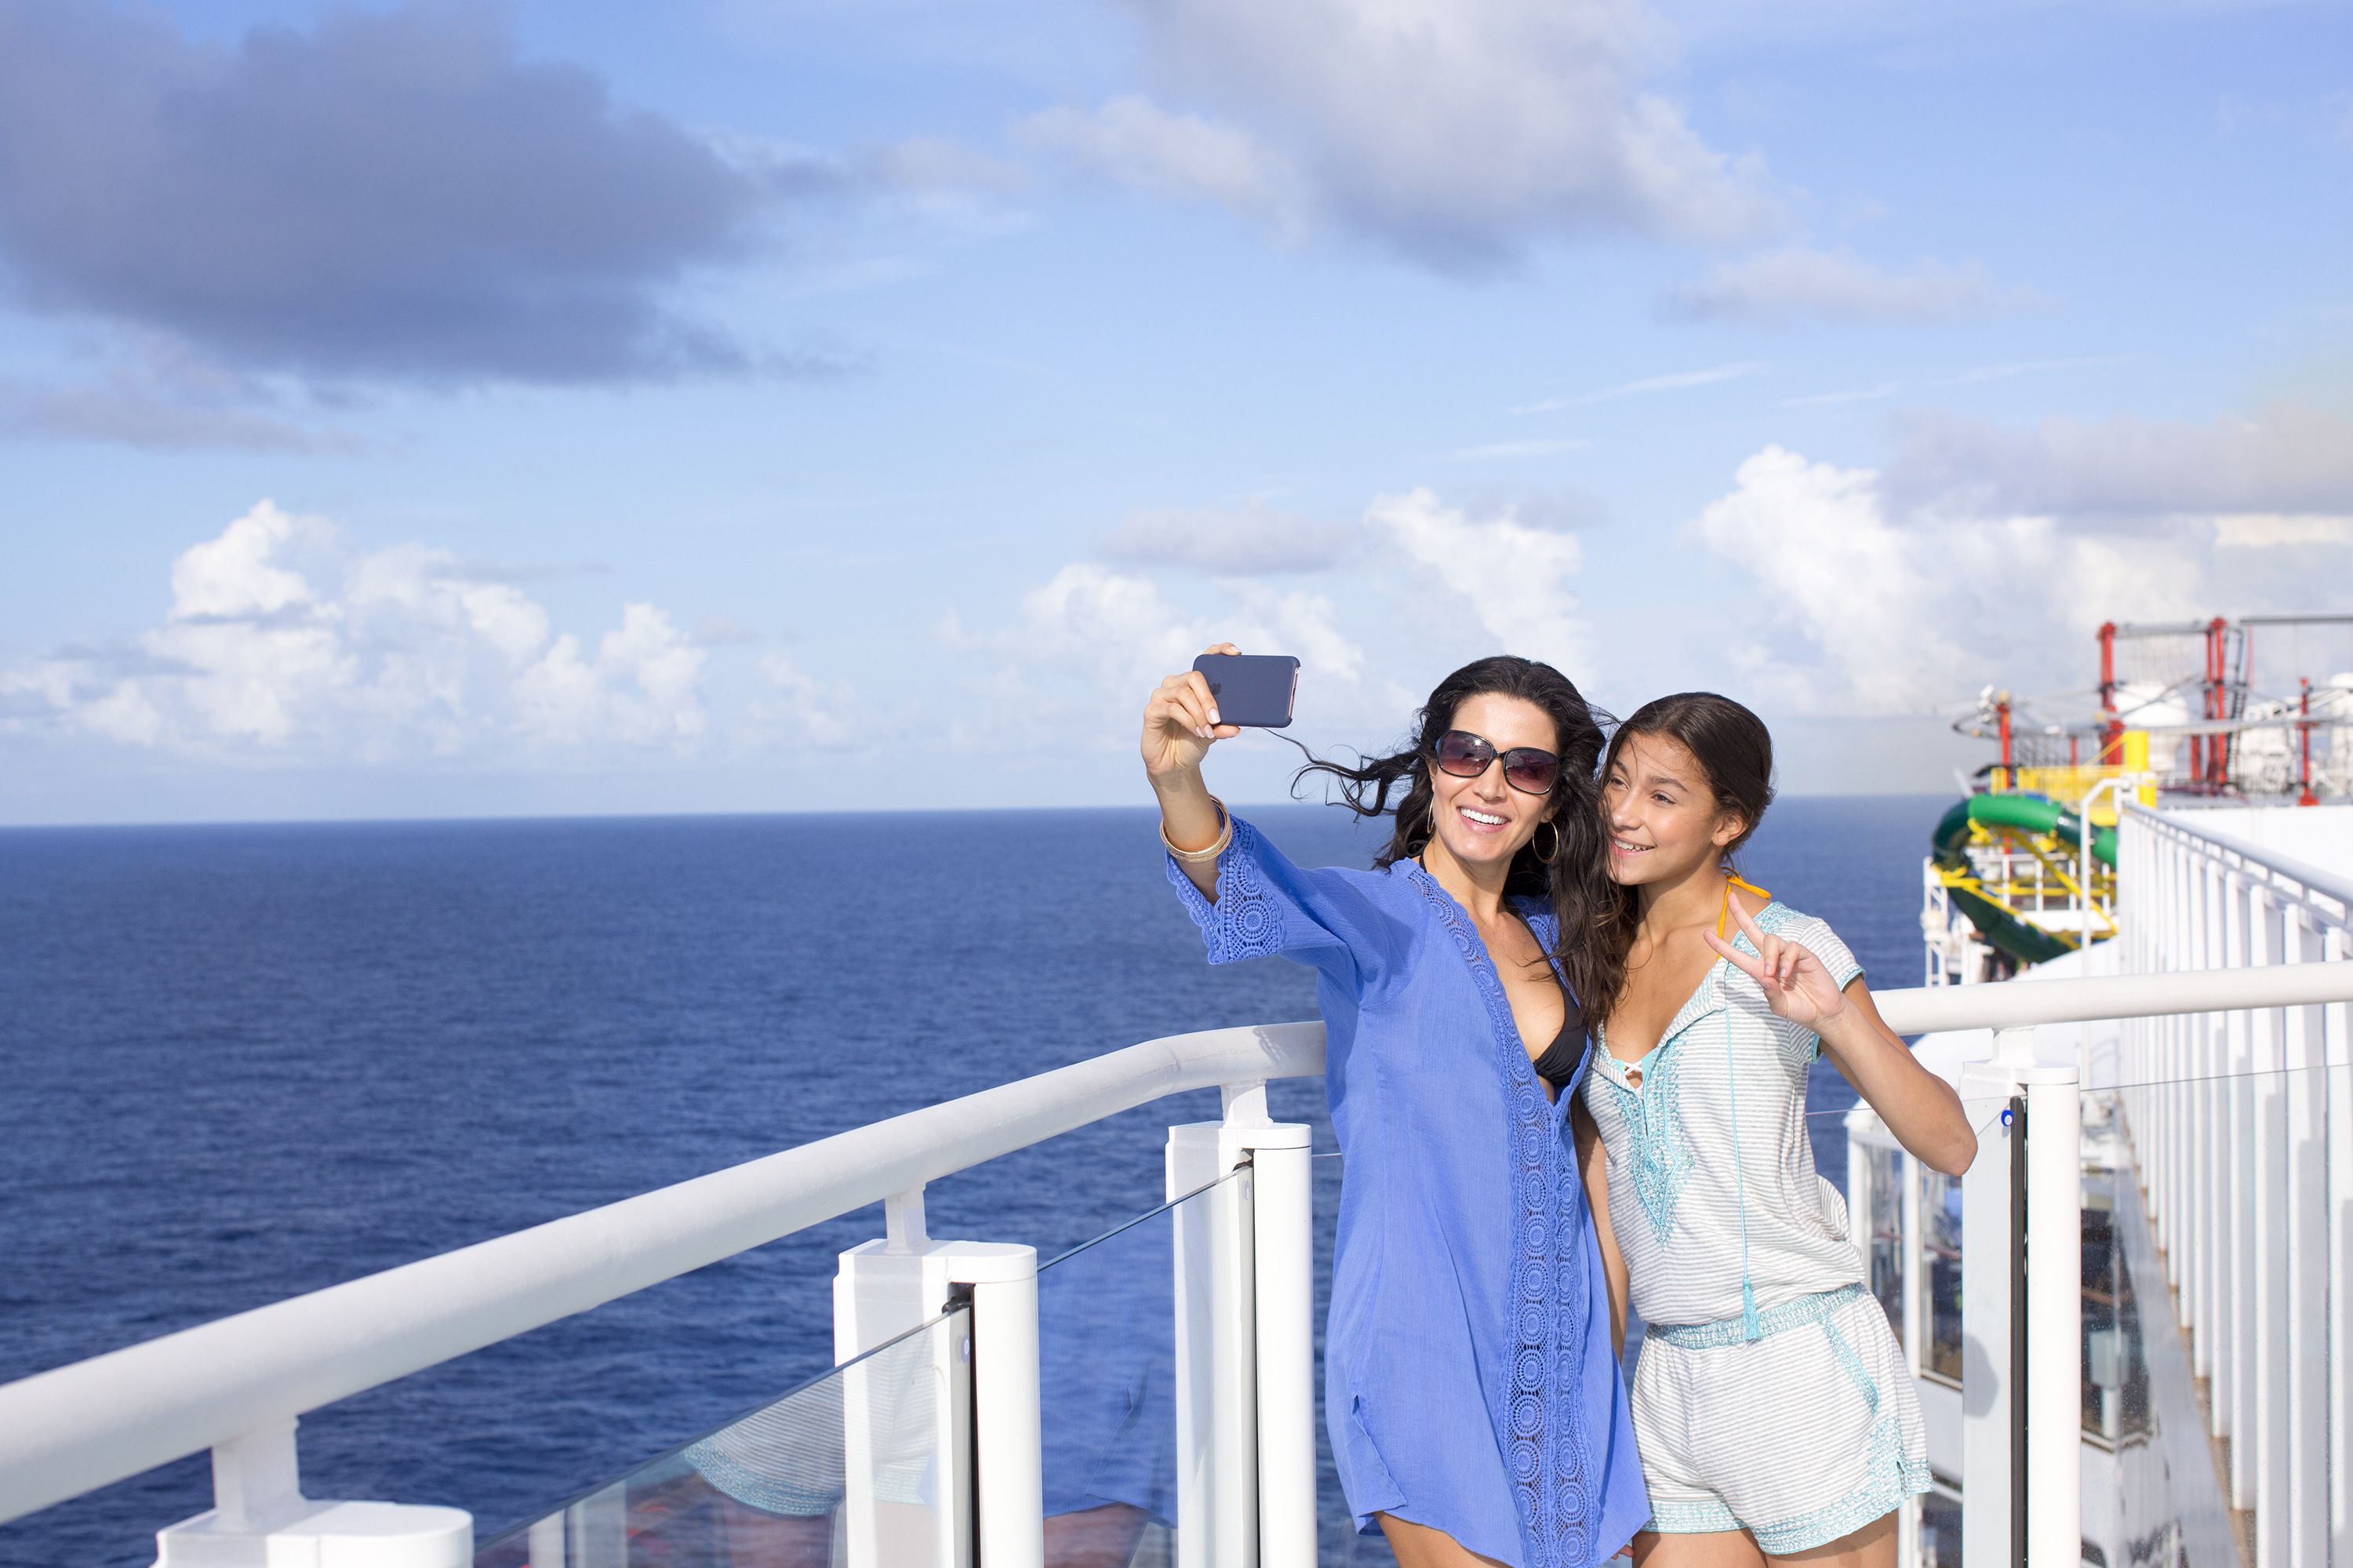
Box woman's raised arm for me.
[1144,642,1243,900]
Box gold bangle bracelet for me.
[1161,795,1231,863]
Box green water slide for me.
[1929,794,2117,968]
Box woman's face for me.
[1426,691,1559,875]
[1600,730,1744,889]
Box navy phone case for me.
[1192,653,1300,729]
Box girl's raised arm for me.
[1144,642,1243,900]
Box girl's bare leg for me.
[1376,1512,1515,1567]
[1633,1528,1769,1568]
[1764,1510,1898,1568]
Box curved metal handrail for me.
[0,1020,1322,1525]
[9,961,2353,1525]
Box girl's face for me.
[1426,692,1559,875]
[1600,730,1745,889]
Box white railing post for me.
[2328,922,2353,1568]
[1246,1126,1317,1568]
[2020,1063,2082,1568]
[1168,1115,1258,1568]
[2251,886,2290,1566]
[1961,1027,2082,1568]
[1959,1047,2024,1568]
[1167,1082,1313,1568]
[965,1248,1043,1568]
[151,1418,471,1567]
[2282,911,2328,1568]
[835,1218,1035,1568]
[2225,874,2254,1501]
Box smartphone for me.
[1192,653,1300,729]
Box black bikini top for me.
[1506,903,1584,1090]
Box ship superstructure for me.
[1858,612,2353,1568]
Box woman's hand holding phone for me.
[1142,642,1245,780]
[1145,644,1245,875]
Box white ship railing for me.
[5,967,2353,1566]
[2118,806,2353,1568]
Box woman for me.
[1146,645,1649,1568]
[1577,693,1976,1568]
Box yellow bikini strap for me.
[1717,872,1772,938]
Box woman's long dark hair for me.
[1598,691,1777,989]
[1291,656,1624,1039]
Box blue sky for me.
[2,0,2348,824]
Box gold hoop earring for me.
[1533,818,1562,860]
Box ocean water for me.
[0,797,1943,1567]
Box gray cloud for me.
[1097,500,1353,574]
[0,375,351,452]
[1886,404,2353,518]
[1020,0,1780,272]
[0,2,792,384]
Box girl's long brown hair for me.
[1290,655,1624,1039]
[1597,691,1777,996]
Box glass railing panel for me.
[1032,1170,1247,1568]
[474,1305,971,1567]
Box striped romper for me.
[1581,899,1929,1554]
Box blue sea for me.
[0,799,1943,1567]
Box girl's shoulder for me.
[1746,900,1864,988]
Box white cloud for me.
[1019,98,1308,239]
[1664,246,2025,323]
[1097,500,1350,573]
[1367,488,1590,670]
[1684,439,2344,715]
[2,500,711,761]
[748,652,856,751]
[1021,0,1778,267]
[2214,514,2353,548]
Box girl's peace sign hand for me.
[1702,891,1849,1029]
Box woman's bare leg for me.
[715,1494,835,1566]
[1043,1502,1151,1566]
[1375,1512,1514,1567]
[1633,1528,1769,1568]
[1763,1510,1898,1568]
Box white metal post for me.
[2020,1064,2082,1568]
[1959,1053,2022,1568]
[1897,1151,1924,1568]
[2326,921,2352,1568]
[151,1420,471,1568]
[2224,875,2253,1493]
[835,1228,1034,1568]
[1168,1121,1260,1568]
[1246,1126,1317,1568]
[2193,857,2212,1384]
[2250,888,2289,1568]
[965,1249,1044,1568]
[2282,913,2327,1568]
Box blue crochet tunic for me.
[1169,816,1649,1568]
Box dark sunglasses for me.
[1431,729,1561,795]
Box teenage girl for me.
[1577,693,1976,1568]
